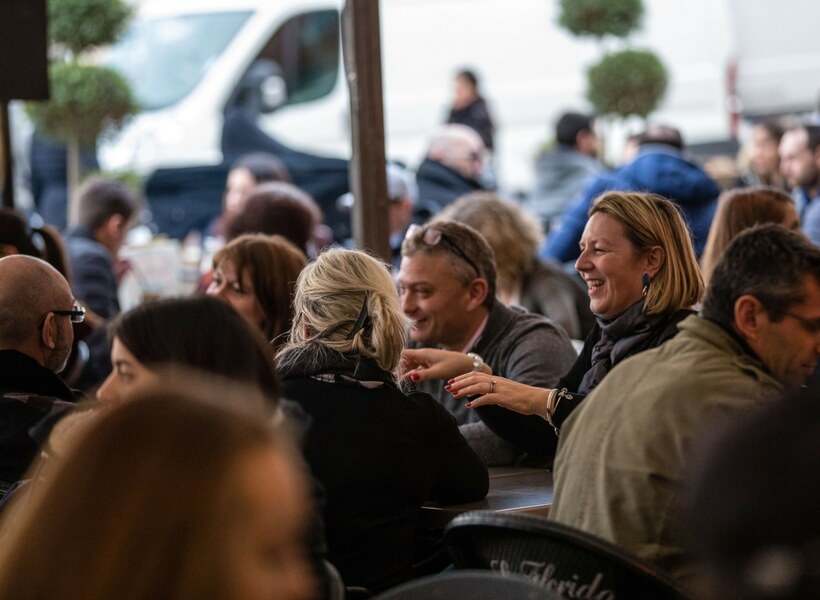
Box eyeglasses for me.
[784,311,820,335]
[49,303,86,324]
[406,224,481,278]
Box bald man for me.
[0,255,82,492]
[414,124,488,223]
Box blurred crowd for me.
[1,68,819,600]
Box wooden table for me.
[420,467,554,529]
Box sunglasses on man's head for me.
[406,224,481,278]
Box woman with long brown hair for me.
[0,381,315,600]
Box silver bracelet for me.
[466,352,484,372]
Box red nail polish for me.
[410,373,419,381]
[444,384,452,391]
[465,402,472,408]
[451,390,459,397]
[448,378,455,384]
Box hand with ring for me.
[447,371,548,416]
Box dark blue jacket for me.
[65,226,119,389]
[413,158,484,224]
[543,145,720,262]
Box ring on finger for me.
[489,379,497,394]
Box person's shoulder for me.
[657,309,697,341]
[529,259,584,289]
[580,167,630,197]
[66,235,110,263]
[497,302,567,335]
[469,98,491,118]
[399,388,461,428]
[804,195,820,219]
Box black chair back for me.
[371,570,559,600]
[444,511,689,599]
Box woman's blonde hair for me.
[590,191,704,315]
[700,187,796,285]
[277,248,408,374]
[436,192,543,292]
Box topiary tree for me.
[26,0,136,223]
[48,0,132,56]
[557,0,668,161]
[558,0,644,39]
[586,49,668,118]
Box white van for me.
[100,0,820,193]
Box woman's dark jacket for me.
[279,348,488,592]
[475,309,694,458]
[447,98,495,150]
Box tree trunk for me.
[66,136,80,225]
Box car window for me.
[256,9,340,106]
[106,11,252,110]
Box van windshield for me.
[106,11,252,111]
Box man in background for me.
[526,112,604,232]
[414,125,488,224]
[544,125,719,260]
[780,124,820,244]
[65,178,139,388]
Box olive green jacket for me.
[550,315,783,588]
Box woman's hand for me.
[448,372,547,417]
[401,348,489,382]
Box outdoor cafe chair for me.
[443,510,690,599]
[370,569,559,600]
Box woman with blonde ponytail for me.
[276,248,488,593]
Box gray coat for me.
[526,147,604,225]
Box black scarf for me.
[578,299,664,394]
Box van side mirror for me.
[258,72,287,112]
[227,59,288,115]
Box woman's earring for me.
[642,273,651,297]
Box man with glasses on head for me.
[0,255,84,495]
[399,220,577,465]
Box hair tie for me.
[346,294,371,340]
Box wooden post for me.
[0,102,13,208]
[0,0,50,209]
[342,0,390,262]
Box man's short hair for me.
[799,124,820,153]
[74,178,139,231]
[638,124,685,151]
[701,224,820,328]
[231,152,292,184]
[401,219,497,308]
[555,112,594,148]
[754,119,785,144]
